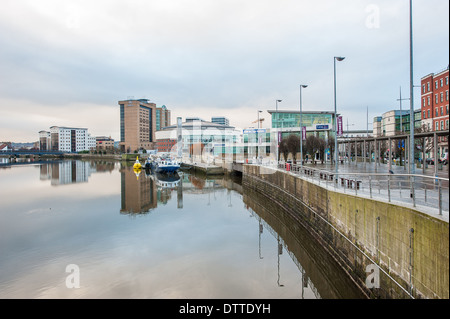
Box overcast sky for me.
[0,0,448,142]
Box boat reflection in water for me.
[120,165,184,215]
[155,171,180,188]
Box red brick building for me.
[155,138,177,153]
[421,67,449,158]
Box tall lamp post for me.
[257,110,263,162]
[409,0,415,175]
[257,110,263,129]
[334,56,345,179]
[275,99,282,163]
[299,85,308,168]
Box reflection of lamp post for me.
[275,99,282,163]
[277,235,284,287]
[334,56,345,180]
[300,85,308,168]
[259,219,263,259]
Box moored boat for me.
[155,158,180,173]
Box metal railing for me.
[272,163,449,217]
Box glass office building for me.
[268,110,337,140]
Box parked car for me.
[426,158,435,165]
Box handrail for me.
[267,162,449,217]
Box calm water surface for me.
[0,160,363,299]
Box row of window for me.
[423,105,449,119]
[422,76,449,93]
[435,120,449,131]
[422,91,449,106]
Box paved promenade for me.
[276,160,449,222]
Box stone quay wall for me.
[243,165,449,299]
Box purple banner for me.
[337,116,343,136]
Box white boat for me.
[156,158,180,173]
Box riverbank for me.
[243,164,449,299]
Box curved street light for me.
[334,56,345,180]
[276,99,282,163]
[300,85,308,168]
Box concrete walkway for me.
[276,161,449,223]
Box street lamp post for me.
[334,56,345,180]
[257,110,263,129]
[300,85,308,168]
[409,0,415,175]
[257,110,263,162]
[275,99,282,163]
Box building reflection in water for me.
[119,166,234,216]
[39,160,115,186]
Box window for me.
[441,121,444,130]
[436,81,438,89]
[427,83,430,91]
[441,93,444,103]
[436,122,439,130]
[446,91,449,101]
[423,98,426,107]
[446,120,449,130]
[427,110,430,118]
[436,108,438,116]
[436,94,439,103]
[441,79,444,87]
[428,97,431,106]
[441,107,444,116]
[423,85,426,93]
[423,111,426,119]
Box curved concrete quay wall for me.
[243,165,449,299]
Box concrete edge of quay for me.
[242,164,449,299]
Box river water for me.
[0,160,364,299]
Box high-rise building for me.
[156,105,171,131]
[118,98,157,153]
[39,126,95,152]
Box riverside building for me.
[119,98,173,153]
[119,98,156,153]
[421,67,449,157]
[39,126,96,152]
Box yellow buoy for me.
[133,156,142,169]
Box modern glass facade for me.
[271,112,334,130]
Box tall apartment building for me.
[156,105,171,131]
[119,99,157,153]
[421,67,449,157]
[39,126,95,152]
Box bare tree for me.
[305,135,321,164]
[286,134,301,164]
[279,139,289,162]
